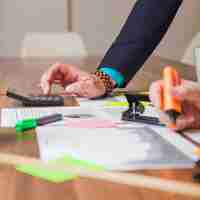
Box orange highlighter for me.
[162,66,182,128]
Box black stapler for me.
[122,91,164,126]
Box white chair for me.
[21,32,88,57]
[181,33,200,65]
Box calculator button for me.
[41,96,47,100]
[47,97,53,101]
[54,97,60,101]
[34,96,40,100]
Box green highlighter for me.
[15,114,63,132]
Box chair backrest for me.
[21,32,88,57]
[181,33,200,65]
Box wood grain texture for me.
[0,55,198,200]
[0,153,200,198]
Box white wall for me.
[155,0,200,62]
[73,0,200,62]
[73,0,135,55]
[1,0,200,61]
[0,0,67,56]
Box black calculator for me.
[6,90,64,107]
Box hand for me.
[149,80,200,131]
[40,63,106,98]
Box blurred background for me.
[0,0,200,64]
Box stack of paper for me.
[36,126,196,171]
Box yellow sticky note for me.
[105,101,129,107]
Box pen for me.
[6,89,31,102]
[162,66,182,127]
[15,113,63,132]
[0,88,27,99]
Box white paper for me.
[37,127,149,161]
[185,129,200,143]
[1,106,114,127]
[36,126,195,171]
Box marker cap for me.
[15,119,37,132]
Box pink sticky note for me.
[64,119,118,128]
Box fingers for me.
[40,63,67,94]
[158,111,172,127]
[150,80,200,107]
[156,109,193,131]
[156,108,194,131]
[40,63,59,94]
[83,75,106,98]
[150,79,200,131]
[40,73,51,95]
[65,75,106,98]
[65,82,83,96]
[171,80,200,103]
[45,63,65,81]
[175,101,200,131]
[149,80,164,109]
[175,115,194,131]
[149,80,189,131]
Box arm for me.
[98,0,183,87]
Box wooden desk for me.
[0,55,198,200]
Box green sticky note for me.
[105,101,129,107]
[16,155,105,183]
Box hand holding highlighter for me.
[162,66,182,128]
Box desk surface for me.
[0,55,198,200]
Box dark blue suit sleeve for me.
[98,0,183,86]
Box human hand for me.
[149,80,200,131]
[40,63,106,98]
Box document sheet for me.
[36,126,196,171]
